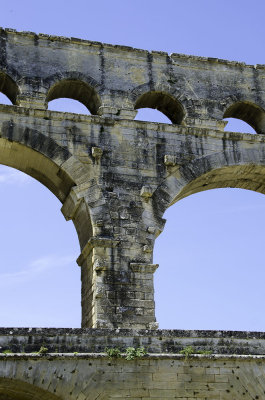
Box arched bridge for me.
[0,28,265,331]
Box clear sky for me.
[0,0,264,331]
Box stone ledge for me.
[1,328,265,355]
[1,352,265,360]
[1,327,265,338]
[130,263,158,273]
[77,237,120,266]
[0,104,263,143]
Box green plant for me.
[180,346,212,360]
[180,346,195,360]
[38,346,48,354]
[105,347,121,359]
[2,349,13,354]
[124,347,146,361]
[197,350,212,355]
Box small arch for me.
[0,71,19,105]
[0,92,12,105]
[134,91,185,124]
[223,101,265,134]
[46,79,101,115]
[224,118,256,134]
[48,98,91,114]
[135,108,172,123]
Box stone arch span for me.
[0,378,61,400]
[44,72,102,115]
[0,120,94,249]
[153,148,265,214]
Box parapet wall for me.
[1,329,265,399]
[1,328,265,355]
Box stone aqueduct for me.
[0,28,265,399]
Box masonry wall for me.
[1,27,265,399]
[2,329,265,399]
[1,352,265,399]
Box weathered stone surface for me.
[0,28,265,329]
[0,330,265,399]
[0,28,265,398]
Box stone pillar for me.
[76,237,159,329]
[62,184,163,329]
[98,105,137,119]
[16,80,47,110]
[77,237,120,328]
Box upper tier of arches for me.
[0,71,265,133]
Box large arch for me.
[0,378,60,400]
[0,120,94,249]
[153,148,265,214]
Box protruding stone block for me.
[130,263,159,273]
[164,155,177,166]
[147,226,156,234]
[118,108,138,119]
[92,146,103,162]
[61,188,83,221]
[143,245,153,253]
[98,105,118,117]
[140,186,153,200]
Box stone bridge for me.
[0,27,265,398]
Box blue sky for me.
[0,0,264,331]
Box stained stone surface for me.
[0,27,265,398]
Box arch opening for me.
[0,92,12,106]
[224,118,256,134]
[0,378,61,400]
[134,91,184,124]
[223,101,265,134]
[0,72,19,105]
[173,164,265,204]
[0,165,81,327]
[135,107,172,123]
[0,138,74,202]
[48,97,91,114]
[154,187,265,331]
[46,79,101,115]
[154,164,265,330]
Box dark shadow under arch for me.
[176,163,265,202]
[0,72,19,105]
[152,148,265,218]
[0,378,60,400]
[46,78,101,115]
[223,101,265,134]
[134,91,185,124]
